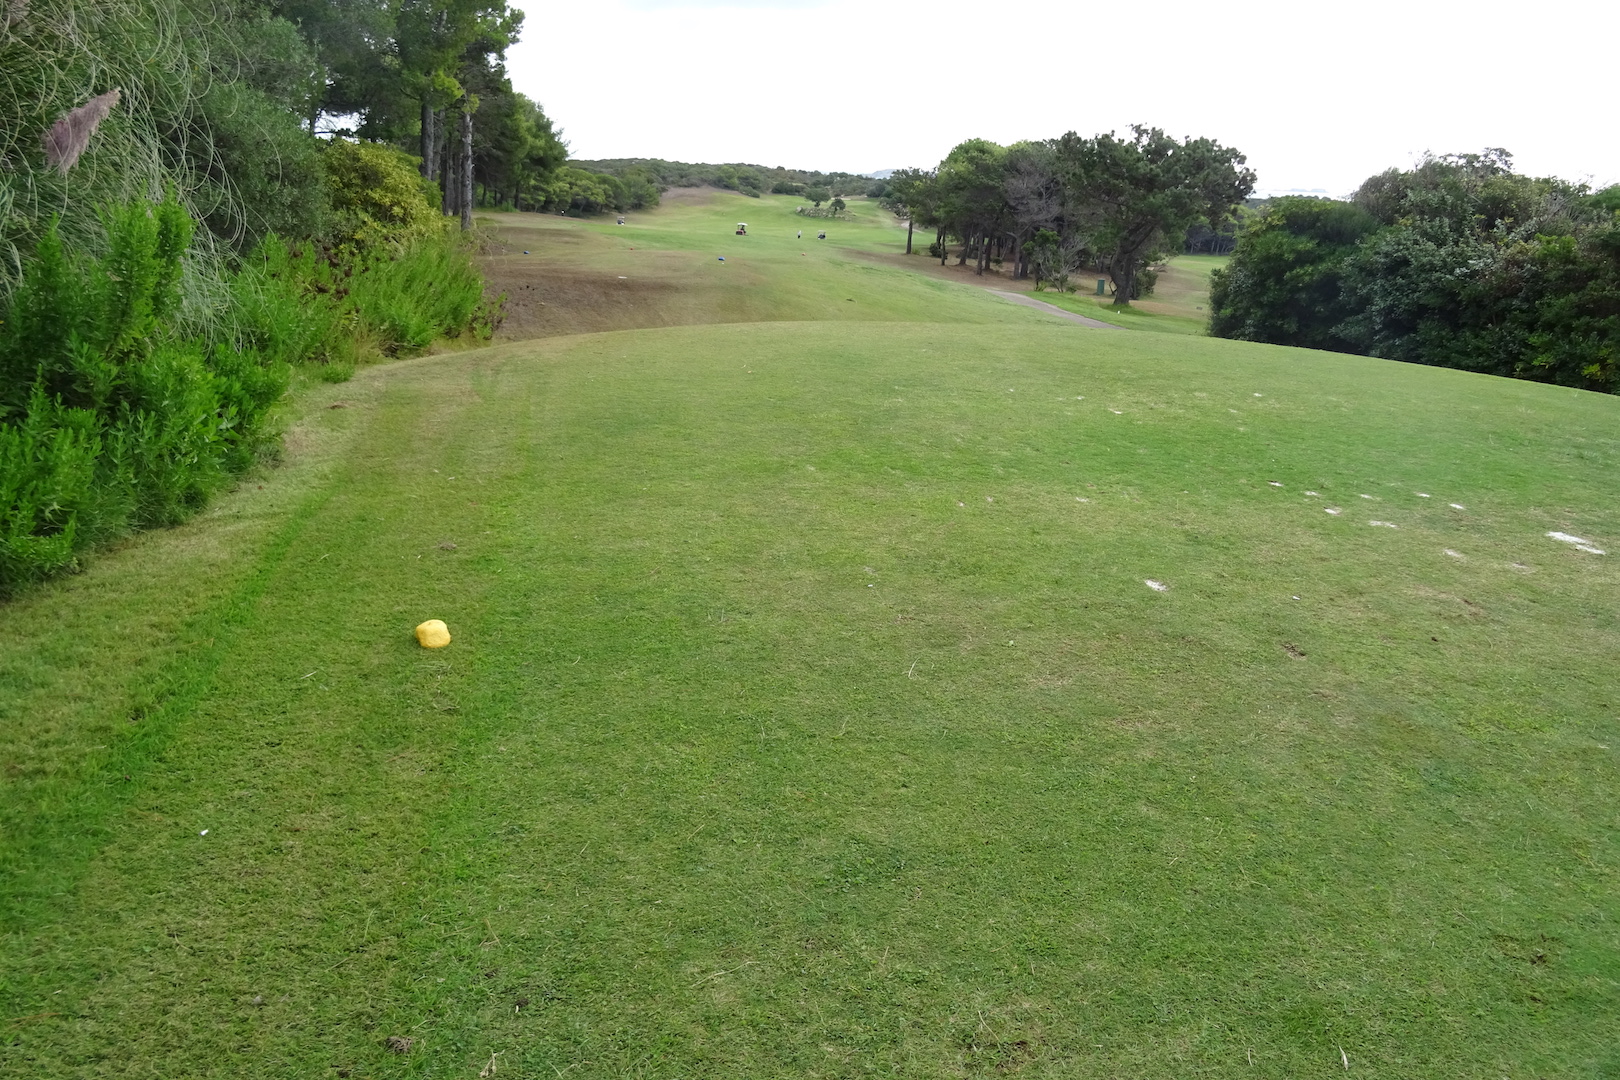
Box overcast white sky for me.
[507,0,1618,197]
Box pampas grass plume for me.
[43,88,122,173]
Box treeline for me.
[873,128,1255,302]
[1209,151,1620,393]
[1,0,537,593]
[575,159,876,200]
[0,0,584,273]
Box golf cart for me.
[735,223,747,235]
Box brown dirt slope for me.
[476,210,771,341]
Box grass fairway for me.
[1007,256,1229,336]
[3,198,1620,1078]
[479,191,1044,340]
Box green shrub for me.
[227,235,348,367]
[2,178,496,594]
[195,81,330,245]
[1134,266,1158,299]
[352,237,487,351]
[234,232,491,362]
[323,140,447,252]
[0,192,289,595]
[1208,197,1380,351]
[0,391,101,587]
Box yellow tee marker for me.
[415,620,451,648]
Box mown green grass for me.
[2,196,1619,1078]
[1023,256,1230,336]
[480,191,1097,339]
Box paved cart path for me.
[987,289,1123,329]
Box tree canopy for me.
[0,0,576,287]
[1210,153,1620,393]
[1053,126,1254,303]
[878,127,1253,299]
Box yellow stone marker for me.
[415,619,451,648]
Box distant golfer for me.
[817,231,826,240]
[797,230,802,239]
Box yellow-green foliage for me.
[322,139,447,252]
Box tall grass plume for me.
[42,88,121,174]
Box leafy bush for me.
[232,231,493,365]
[195,80,330,245]
[1208,198,1378,351]
[1209,158,1620,392]
[535,167,662,215]
[0,193,289,593]
[0,392,101,586]
[323,139,447,252]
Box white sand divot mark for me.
[1269,481,1283,487]
[1547,531,1606,555]
[1370,521,1397,528]
[1076,497,1089,502]
[1324,508,1342,515]
[1253,393,1263,397]
[1110,409,1123,414]
[1417,493,1431,498]
[1450,503,1465,510]
[1360,494,1374,500]
[1145,579,1169,592]
[1444,549,1464,558]
[1305,490,1320,496]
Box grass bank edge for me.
[0,192,497,599]
[0,363,386,935]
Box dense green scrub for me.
[0,197,287,589]
[2,307,1615,1075]
[1210,158,1620,392]
[0,187,490,595]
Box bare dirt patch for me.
[486,261,687,339]
[475,211,790,340]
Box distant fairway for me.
[2,192,1618,1078]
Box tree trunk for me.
[459,107,474,231]
[441,128,454,216]
[905,216,913,255]
[937,227,947,265]
[420,102,436,179]
[1113,260,1135,305]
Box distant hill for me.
[573,158,879,199]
